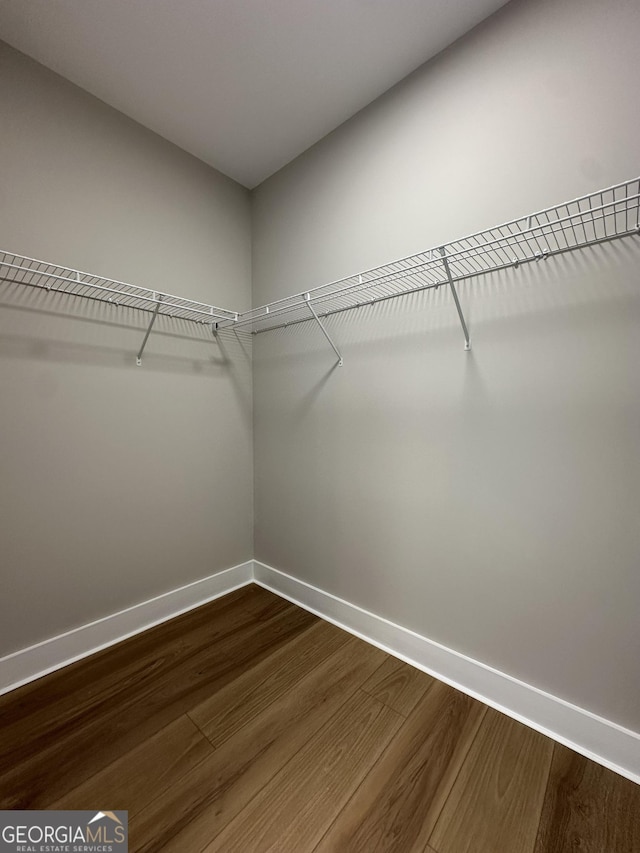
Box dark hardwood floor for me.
[1,584,638,852]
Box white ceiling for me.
[0,0,510,188]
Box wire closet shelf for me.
[0,250,240,364]
[214,176,640,347]
[0,251,239,325]
[1,176,639,363]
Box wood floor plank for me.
[533,744,640,853]
[240,586,296,621]
[130,636,388,853]
[212,582,288,618]
[0,585,257,736]
[208,690,403,853]
[362,656,434,717]
[315,680,486,853]
[51,715,213,817]
[0,594,316,808]
[2,587,633,853]
[189,618,349,746]
[429,708,554,853]
[0,586,262,776]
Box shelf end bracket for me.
[305,294,343,366]
[439,247,471,351]
[136,295,162,366]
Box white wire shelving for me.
[1,176,639,366]
[0,250,239,364]
[215,175,640,364]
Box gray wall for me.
[252,0,640,731]
[0,42,253,655]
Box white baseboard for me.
[253,560,640,786]
[3,556,638,786]
[0,560,253,696]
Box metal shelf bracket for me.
[305,293,343,366]
[439,247,471,351]
[136,295,162,365]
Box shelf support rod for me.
[439,247,471,351]
[136,295,162,366]
[305,294,343,366]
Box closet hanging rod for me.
[215,176,640,336]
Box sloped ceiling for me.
[0,0,510,187]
